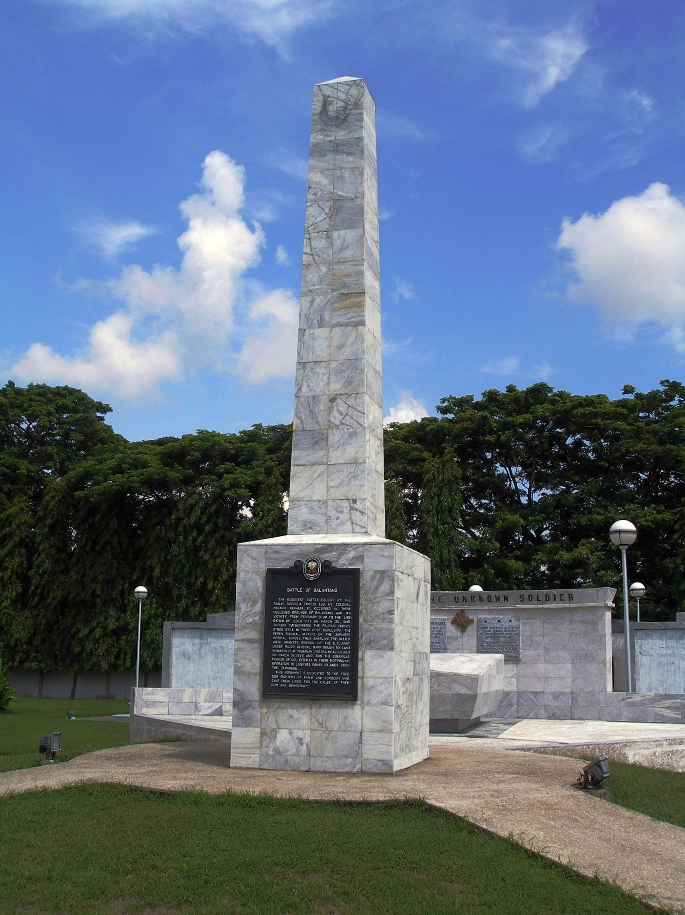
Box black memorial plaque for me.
[477,616,521,660]
[430,618,448,652]
[263,562,360,699]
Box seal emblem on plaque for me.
[303,556,322,580]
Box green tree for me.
[0,381,120,507]
[385,381,685,618]
[418,450,465,590]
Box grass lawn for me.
[0,785,665,915]
[606,760,685,830]
[0,697,130,772]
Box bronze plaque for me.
[477,616,520,660]
[263,562,359,699]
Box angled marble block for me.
[429,653,504,723]
[230,534,431,773]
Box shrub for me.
[0,661,16,712]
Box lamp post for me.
[630,582,646,623]
[133,585,148,690]
[609,521,637,693]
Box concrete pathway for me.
[2,741,685,912]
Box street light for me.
[630,582,646,623]
[468,585,483,592]
[133,585,148,690]
[609,521,637,694]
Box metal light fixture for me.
[610,520,637,693]
[39,732,62,763]
[133,585,148,690]
[577,756,610,790]
[630,581,646,623]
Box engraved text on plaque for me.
[263,564,360,699]
[477,617,521,660]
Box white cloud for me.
[235,289,299,382]
[265,150,309,181]
[489,22,587,107]
[13,315,182,400]
[482,356,519,375]
[276,244,292,266]
[377,113,428,141]
[384,394,429,425]
[392,277,414,301]
[532,360,553,381]
[57,0,337,52]
[11,150,298,398]
[78,217,158,257]
[556,183,685,339]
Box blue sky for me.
[2,0,685,440]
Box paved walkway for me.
[2,741,685,912]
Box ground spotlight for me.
[39,732,62,763]
[577,756,610,790]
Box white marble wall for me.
[430,589,615,719]
[289,77,385,538]
[230,534,431,773]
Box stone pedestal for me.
[230,534,430,772]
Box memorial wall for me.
[430,588,615,719]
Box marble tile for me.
[298,328,331,363]
[327,463,366,499]
[332,228,365,262]
[331,292,366,326]
[289,464,328,500]
[305,199,333,231]
[261,727,310,757]
[296,361,330,397]
[326,499,368,533]
[299,292,332,329]
[332,261,365,294]
[329,359,365,395]
[328,428,366,464]
[329,393,365,428]
[287,500,327,534]
[291,430,328,464]
[294,396,329,432]
[333,167,364,198]
[310,729,362,758]
[330,325,365,361]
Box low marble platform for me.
[430,653,503,733]
[131,688,233,745]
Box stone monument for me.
[229,77,431,773]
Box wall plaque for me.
[263,561,360,699]
[430,618,448,652]
[477,617,521,660]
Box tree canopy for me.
[384,380,685,619]
[1,378,683,674]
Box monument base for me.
[230,534,430,773]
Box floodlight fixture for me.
[133,585,148,690]
[39,732,62,763]
[610,520,637,694]
[577,756,610,790]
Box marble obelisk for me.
[230,78,431,773]
[288,76,384,538]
